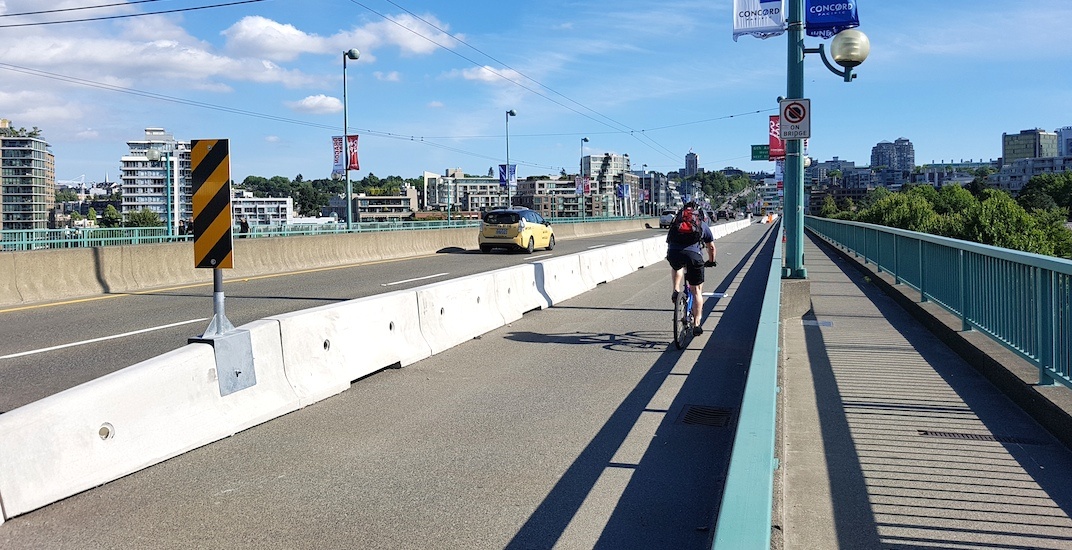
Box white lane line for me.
[381,272,449,287]
[587,244,607,249]
[527,254,553,261]
[0,318,209,360]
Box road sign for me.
[191,139,233,269]
[751,144,770,161]
[779,98,811,139]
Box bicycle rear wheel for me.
[673,289,691,349]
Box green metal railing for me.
[711,220,782,549]
[0,215,648,252]
[806,216,1072,389]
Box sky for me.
[1,0,1070,186]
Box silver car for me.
[658,209,676,228]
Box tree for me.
[966,190,1053,255]
[126,208,163,227]
[100,205,123,228]
[87,207,98,225]
[70,211,84,221]
[55,189,78,202]
[819,195,839,218]
[856,192,939,233]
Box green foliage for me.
[1018,171,1072,217]
[830,183,1072,259]
[126,208,163,227]
[55,189,79,202]
[70,211,83,221]
[87,207,97,223]
[819,195,839,218]
[100,205,122,228]
[856,192,939,233]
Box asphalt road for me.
[1,227,677,413]
[0,222,777,549]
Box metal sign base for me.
[190,328,256,397]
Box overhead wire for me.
[0,0,267,28]
[346,0,683,164]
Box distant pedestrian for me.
[238,217,250,237]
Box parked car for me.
[659,209,677,229]
[478,207,555,253]
[716,210,729,220]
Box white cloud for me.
[454,66,522,84]
[428,101,444,108]
[374,71,401,82]
[265,135,281,143]
[285,94,342,114]
[222,16,330,62]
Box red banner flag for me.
[769,116,785,160]
[346,135,360,170]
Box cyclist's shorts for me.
[667,249,705,286]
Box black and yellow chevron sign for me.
[191,139,234,269]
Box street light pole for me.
[783,1,869,279]
[506,109,516,207]
[784,0,806,279]
[580,137,588,220]
[343,48,360,230]
[146,147,175,237]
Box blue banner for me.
[498,164,516,188]
[805,1,859,39]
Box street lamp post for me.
[343,48,360,230]
[505,109,517,207]
[784,0,869,279]
[580,137,588,220]
[146,148,175,237]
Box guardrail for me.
[711,219,782,549]
[806,216,1072,389]
[0,216,648,252]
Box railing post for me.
[893,234,901,284]
[959,249,971,332]
[919,239,927,302]
[1038,268,1057,386]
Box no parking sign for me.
[779,98,811,139]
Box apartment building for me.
[0,119,55,230]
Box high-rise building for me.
[1002,129,1058,165]
[1056,126,1072,157]
[870,137,914,171]
[119,128,191,234]
[685,150,698,178]
[0,119,55,230]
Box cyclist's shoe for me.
[671,290,679,303]
[704,260,718,268]
[692,326,703,336]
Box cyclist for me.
[666,201,717,336]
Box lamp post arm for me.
[804,44,855,82]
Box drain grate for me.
[678,406,732,427]
[918,430,1045,446]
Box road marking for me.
[0,318,210,359]
[381,273,449,287]
[587,244,607,249]
[527,254,552,261]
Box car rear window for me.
[484,212,520,224]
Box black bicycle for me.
[672,260,716,350]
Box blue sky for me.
[1,0,1070,185]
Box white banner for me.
[733,0,786,41]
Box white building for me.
[990,156,1072,193]
[1057,126,1072,158]
[0,119,55,230]
[119,128,190,234]
[232,190,293,226]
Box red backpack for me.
[667,207,703,245]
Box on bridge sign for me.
[779,98,811,140]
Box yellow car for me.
[478,207,555,253]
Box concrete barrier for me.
[270,290,431,406]
[0,319,297,518]
[416,272,507,355]
[533,254,591,306]
[490,264,551,323]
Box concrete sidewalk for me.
[779,232,1072,549]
